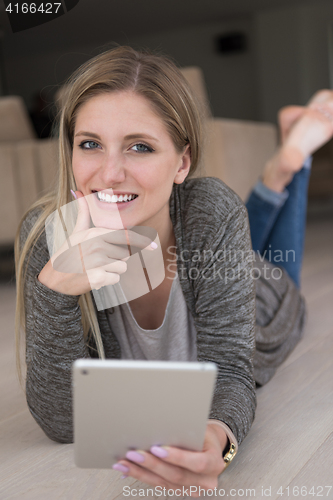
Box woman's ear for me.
[174,144,191,184]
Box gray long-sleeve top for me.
[20,177,266,445]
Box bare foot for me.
[278,89,333,146]
[283,105,333,162]
[263,98,333,192]
[307,89,333,106]
[262,148,304,193]
[278,105,305,144]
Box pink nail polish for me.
[112,463,129,473]
[70,189,78,200]
[150,241,158,249]
[126,450,145,463]
[150,445,169,458]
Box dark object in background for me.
[0,245,15,283]
[215,32,247,54]
[309,138,333,198]
[29,91,54,139]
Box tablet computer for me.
[73,359,217,469]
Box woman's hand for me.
[112,423,228,496]
[38,191,157,296]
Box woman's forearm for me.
[25,272,90,443]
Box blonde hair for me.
[14,45,205,386]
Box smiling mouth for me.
[92,191,139,203]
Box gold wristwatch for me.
[207,419,238,468]
[223,442,237,468]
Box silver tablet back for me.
[73,359,217,469]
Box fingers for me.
[114,435,225,487]
[116,458,185,489]
[51,247,127,290]
[101,259,128,274]
[116,451,219,490]
[51,237,130,273]
[86,268,120,290]
[73,191,92,233]
[69,228,158,270]
[70,225,157,255]
[86,259,128,290]
[115,461,207,497]
[51,193,158,292]
[101,229,157,252]
[70,192,157,250]
[113,426,226,490]
[80,237,131,262]
[117,462,217,497]
[150,444,223,478]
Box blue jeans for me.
[245,158,312,288]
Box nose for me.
[99,150,126,186]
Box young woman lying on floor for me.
[15,46,333,490]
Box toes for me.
[307,89,333,106]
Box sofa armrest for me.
[201,118,278,201]
[0,144,21,245]
[0,138,59,246]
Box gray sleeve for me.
[20,209,90,443]
[189,196,257,444]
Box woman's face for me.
[72,91,191,230]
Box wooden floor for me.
[0,213,332,500]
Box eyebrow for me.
[75,131,101,140]
[74,131,159,142]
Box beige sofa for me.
[0,72,278,246]
[0,97,58,245]
[180,67,278,200]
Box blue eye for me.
[79,141,100,150]
[131,143,154,153]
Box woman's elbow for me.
[26,391,74,444]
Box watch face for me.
[224,443,237,467]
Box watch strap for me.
[207,419,238,468]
